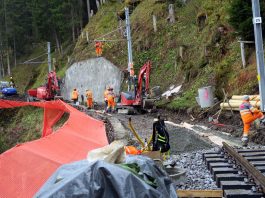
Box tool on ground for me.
[128,116,170,160]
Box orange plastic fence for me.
[0,99,109,197]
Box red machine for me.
[118,61,154,113]
[27,71,61,101]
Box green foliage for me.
[228,0,265,40]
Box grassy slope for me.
[0,107,43,153]
[0,43,73,153]
[72,0,259,110]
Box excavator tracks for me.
[203,142,265,198]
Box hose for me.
[128,117,145,148]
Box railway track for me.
[204,142,265,198]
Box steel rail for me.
[223,142,265,193]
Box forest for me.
[0,0,99,78]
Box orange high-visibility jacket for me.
[86,90,93,99]
[107,91,115,101]
[72,90,79,100]
[239,100,259,118]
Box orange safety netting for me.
[0,99,109,197]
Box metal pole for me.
[252,0,265,111]
[125,7,133,72]
[240,42,246,68]
[125,7,133,91]
[47,42,52,72]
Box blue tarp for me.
[35,155,177,198]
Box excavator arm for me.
[135,61,151,104]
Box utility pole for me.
[252,0,265,111]
[125,7,133,91]
[47,42,52,72]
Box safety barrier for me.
[0,99,108,197]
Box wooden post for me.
[67,56,70,63]
[174,59,177,72]
[238,41,254,68]
[153,15,157,32]
[103,0,106,3]
[90,10,94,17]
[179,46,184,60]
[204,46,209,57]
[240,42,246,68]
[168,4,175,23]
[86,31,89,43]
[100,0,103,5]
[119,20,123,37]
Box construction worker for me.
[104,86,110,111]
[86,89,93,109]
[71,88,79,105]
[107,87,116,113]
[95,41,103,57]
[9,76,15,88]
[239,95,265,146]
[152,116,170,158]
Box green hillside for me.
[72,0,259,110]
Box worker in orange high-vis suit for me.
[71,88,79,105]
[107,87,115,113]
[86,89,93,109]
[95,41,103,57]
[239,95,265,146]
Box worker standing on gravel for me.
[152,116,170,156]
[107,87,116,113]
[71,88,79,105]
[95,41,103,57]
[86,89,93,109]
[239,95,265,146]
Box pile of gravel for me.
[171,148,220,190]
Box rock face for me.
[61,58,122,103]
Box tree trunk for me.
[13,37,16,68]
[79,0,83,30]
[71,5,76,43]
[96,0,100,10]
[6,49,10,76]
[54,30,61,55]
[86,0,90,22]
[0,55,2,79]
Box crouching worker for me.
[152,116,170,159]
[239,95,265,146]
[86,89,93,109]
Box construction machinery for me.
[27,71,61,101]
[117,61,155,114]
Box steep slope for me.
[72,0,259,110]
